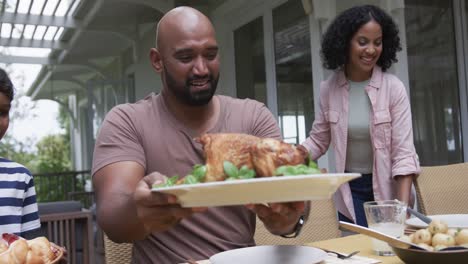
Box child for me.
[0,68,40,235]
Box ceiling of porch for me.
[0,0,226,100]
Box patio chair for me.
[103,234,133,264]
[254,199,340,245]
[415,162,468,215]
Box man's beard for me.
[164,67,219,106]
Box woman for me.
[301,5,420,226]
[0,68,41,235]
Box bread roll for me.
[0,236,56,264]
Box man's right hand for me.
[133,172,207,236]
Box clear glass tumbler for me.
[363,200,407,256]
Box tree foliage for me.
[0,134,36,169]
[0,64,74,202]
[34,134,73,203]
[0,66,37,168]
[35,134,71,173]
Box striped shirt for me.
[0,158,40,235]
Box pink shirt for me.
[302,66,420,222]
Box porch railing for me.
[33,170,92,207]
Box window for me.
[405,0,464,165]
[273,0,313,144]
[234,17,267,105]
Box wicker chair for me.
[103,234,133,264]
[254,199,340,245]
[415,163,468,215]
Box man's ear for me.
[150,48,163,73]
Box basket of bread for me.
[0,233,66,264]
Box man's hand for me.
[246,201,306,236]
[134,172,207,236]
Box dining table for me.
[307,234,403,264]
[190,234,404,264]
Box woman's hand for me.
[246,201,307,236]
[134,172,207,236]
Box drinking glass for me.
[363,200,407,256]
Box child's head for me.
[0,68,14,140]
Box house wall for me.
[129,25,164,101]
[208,0,468,168]
[75,0,468,171]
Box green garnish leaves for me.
[153,175,179,188]
[275,160,321,176]
[152,164,207,188]
[309,156,318,169]
[238,165,256,179]
[184,164,207,184]
[224,162,256,180]
[223,161,239,178]
[192,164,207,181]
[275,165,289,176]
[153,157,322,188]
[166,175,179,185]
[183,174,198,184]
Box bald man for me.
[92,6,307,263]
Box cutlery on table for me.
[320,249,360,259]
[406,207,432,224]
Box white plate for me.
[405,214,468,229]
[152,173,360,207]
[209,245,327,264]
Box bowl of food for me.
[0,233,66,264]
[392,219,468,264]
[391,245,468,264]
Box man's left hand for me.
[246,201,306,236]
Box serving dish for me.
[209,245,327,264]
[152,173,360,207]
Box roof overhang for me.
[0,0,227,100]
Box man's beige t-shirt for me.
[92,93,281,263]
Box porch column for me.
[381,0,411,94]
[306,0,337,172]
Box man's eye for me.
[205,53,217,60]
[177,56,192,62]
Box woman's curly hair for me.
[321,5,402,71]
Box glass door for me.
[272,0,313,144]
[405,0,464,165]
[234,17,267,105]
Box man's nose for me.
[193,56,209,76]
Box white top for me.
[345,80,373,174]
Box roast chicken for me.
[197,133,308,181]
[252,138,308,177]
[197,133,260,182]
